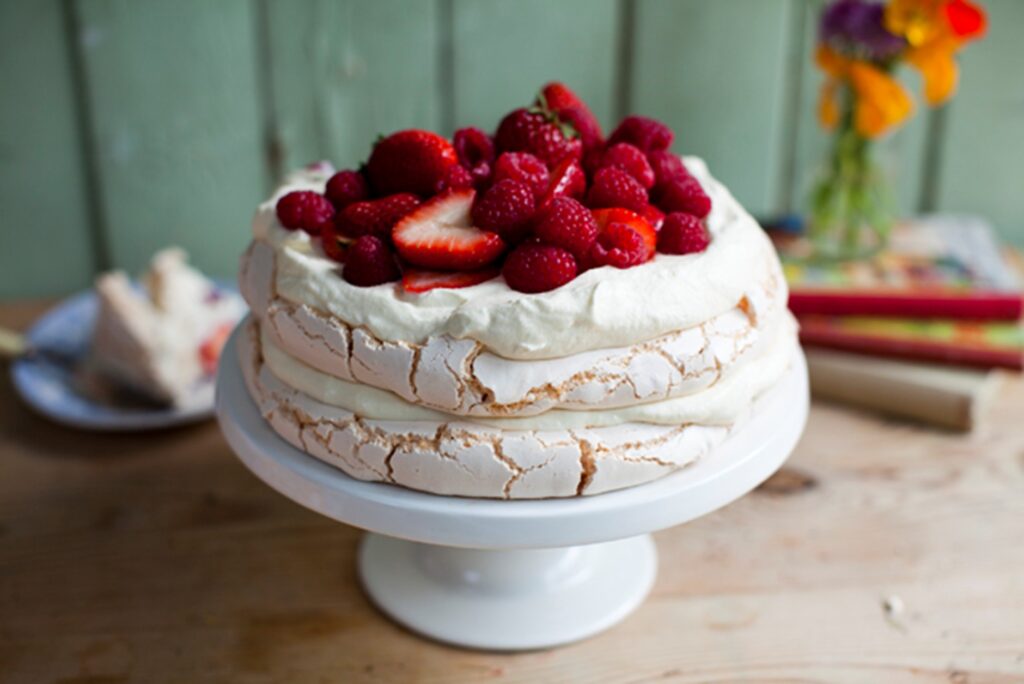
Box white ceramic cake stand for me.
[216,338,808,651]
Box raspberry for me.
[502,242,578,293]
[434,163,474,193]
[324,170,368,210]
[587,223,651,269]
[641,204,666,232]
[494,108,583,169]
[586,167,648,213]
[658,213,710,254]
[598,143,655,189]
[335,193,421,240]
[342,236,401,286]
[657,175,712,218]
[608,115,674,153]
[470,179,536,242]
[647,150,687,188]
[275,191,335,235]
[532,197,597,259]
[492,152,550,199]
[453,127,495,169]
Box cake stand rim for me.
[216,326,808,549]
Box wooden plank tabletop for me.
[1,300,1023,684]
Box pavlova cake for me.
[238,83,797,499]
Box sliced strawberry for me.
[539,157,586,207]
[392,188,506,270]
[585,208,657,269]
[401,267,499,293]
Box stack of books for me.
[769,215,1024,430]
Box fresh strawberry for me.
[586,166,648,213]
[393,188,506,270]
[435,163,474,193]
[539,157,586,207]
[597,143,655,189]
[641,204,666,232]
[585,208,657,269]
[494,108,582,169]
[502,241,578,293]
[325,170,368,209]
[608,115,674,153]
[276,191,335,235]
[658,213,710,254]
[538,82,604,151]
[532,197,597,259]
[657,174,712,218]
[335,193,421,240]
[319,222,354,262]
[366,129,459,196]
[453,127,495,188]
[401,267,499,293]
[492,152,550,199]
[343,236,401,287]
[470,179,537,242]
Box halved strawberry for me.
[585,208,657,269]
[392,188,506,270]
[539,157,586,207]
[401,267,499,293]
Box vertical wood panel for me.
[935,0,1024,246]
[451,0,619,136]
[789,0,932,221]
[631,0,799,217]
[73,0,267,278]
[0,0,96,298]
[264,0,443,178]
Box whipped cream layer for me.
[250,157,781,360]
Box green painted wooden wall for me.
[1,0,1021,298]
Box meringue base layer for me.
[239,319,799,499]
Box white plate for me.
[11,284,241,431]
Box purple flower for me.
[820,0,906,61]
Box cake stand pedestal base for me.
[359,533,656,650]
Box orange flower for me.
[884,0,986,104]
[815,45,914,138]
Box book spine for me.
[789,292,1024,320]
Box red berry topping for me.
[494,108,583,169]
[335,193,421,240]
[608,115,674,154]
[275,190,335,235]
[539,158,586,207]
[435,163,474,193]
[366,129,458,196]
[532,197,597,259]
[453,127,495,169]
[585,208,657,269]
[393,188,506,270]
[586,167,648,213]
[492,152,550,199]
[657,174,712,218]
[647,150,687,188]
[470,179,537,242]
[598,143,655,189]
[401,266,499,293]
[319,223,353,263]
[502,242,578,294]
[658,213,710,254]
[641,204,666,232]
[324,170,368,210]
[539,82,604,151]
[343,236,401,287]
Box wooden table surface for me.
[1,300,1023,684]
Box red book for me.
[774,216,1023,321]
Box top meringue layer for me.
[252,157,780,360]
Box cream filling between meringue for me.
[258,315,798,430]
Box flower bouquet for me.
[810,0,986,259]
